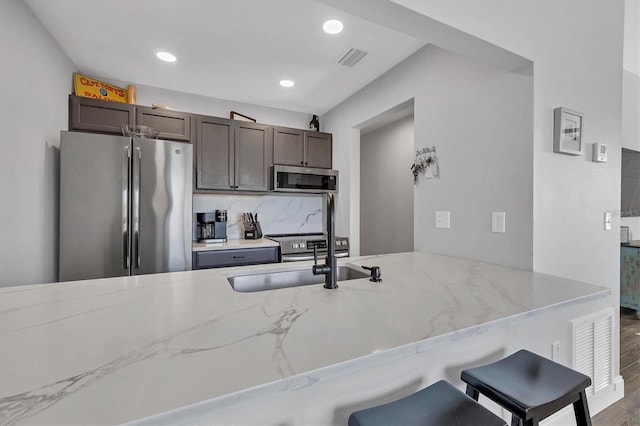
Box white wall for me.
[0,0,77,286]
[323,44,534,269]
[360,115,414,255]
[393,0,625,386]
[392,0,624,276]
[104,79,312,131]
[620,70,640,239]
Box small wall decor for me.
[230,111,256,122]
[553,107,583,155]
[309,114,320,131]
[411,146,439,183]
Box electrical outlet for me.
[551,341,561,361]
[435,211,450,229]
[604,211,612,231]
[492,212,506,233]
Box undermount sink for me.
[228,265,369,293]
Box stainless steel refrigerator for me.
[59,131,192,281]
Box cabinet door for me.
[136,106,192,141]
[234,122,272,191]
[196,116,234,190]
[273,126,304,166]
[69,95,134,135]
[305,131,332,168]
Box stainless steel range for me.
[266,233,350,262]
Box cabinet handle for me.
[300,161,304,165]
[233,255,245,259]
[122,145,130,270]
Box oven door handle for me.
[281,255,316,262]
[281,252,349,262]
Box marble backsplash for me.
[193,194,323,239]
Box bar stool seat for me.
[348,380,507,426]
[461,349,592,426]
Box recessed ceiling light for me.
[323,19,343,35]
[156,51,177,62]
[280,79,295,88]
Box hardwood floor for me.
[593,308,640,426]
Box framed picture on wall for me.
[229,111,256,122]
[553,107,584,155]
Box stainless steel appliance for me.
[271,165,338,194]
[59,131,193,281]
[266,233,349,262]
[197,211,227,243]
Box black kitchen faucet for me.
[312,192,338,289]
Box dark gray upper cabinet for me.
[136,106,191,142]
[305,131,332,169]
[69,95,134,135]
[195,118,272,192]
[69,95,192,142]
[195,116,234,190]
[273,127,304,166]
[273,127,332,168]
[68,96,331,191]
[234,122,272,191]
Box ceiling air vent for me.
[337,48,367,67]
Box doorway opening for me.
[358,99,414,256]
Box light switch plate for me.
[604,211,612,231]
[552,341,561,361]
[492,212,506,233]
[435,211,450,229]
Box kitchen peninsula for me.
[0,251,609,425]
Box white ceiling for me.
[395,0,639,75]
[623,0,639,75]
[25,0,426,114]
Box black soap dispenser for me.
[309,115,319,132]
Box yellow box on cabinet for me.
[73,73,127,103]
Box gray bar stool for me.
[461,349,592,426]
[348,380,507,426]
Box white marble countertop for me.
[0,252,609,425]
[192,238,279,252]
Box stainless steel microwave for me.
[271,165,338,193]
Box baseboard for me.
[541,375,624,425]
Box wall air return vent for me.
[572,308,614,396]
[337,48,367,67]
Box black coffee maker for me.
[197,210,227,243]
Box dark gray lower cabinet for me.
[193,247,278,269]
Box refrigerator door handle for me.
[122,146,130,270]
[134,145,141,269]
